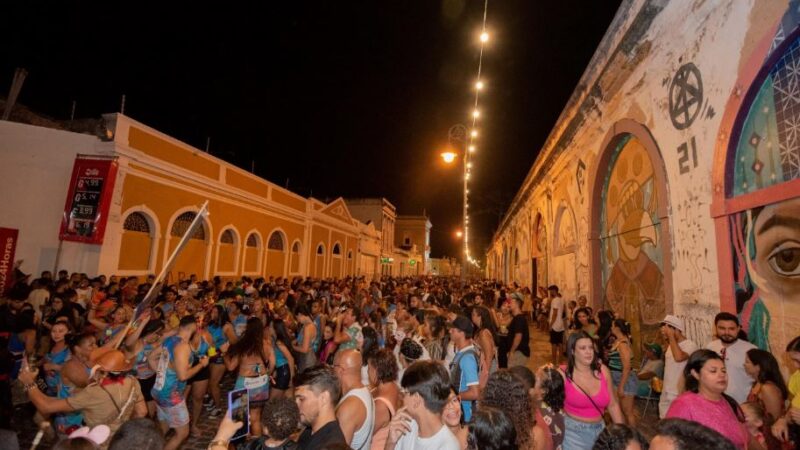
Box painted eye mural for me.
[727,33,800,353]
[600,135,667,354]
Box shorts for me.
[156,400,190,428]
[564,414,604,449]
[611,370,638,396]
[138,375,156,402]
[210,354,225,365]
[271,364,291,390]
[549,330,565,345]
[235,374,270,407]
[189,365,210,383]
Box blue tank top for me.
[274,341,288,367]
[44,346,70,396]
[135,342,156,379]
[296,323,319,353]
[233,314,247,337]
[152,335,188,406]
[208,324,227,349]
[313,316,323,352]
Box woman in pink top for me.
[558,331,624,449]
[666,349,751,449]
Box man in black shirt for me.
[507,293,530,368]
[294,365,346,449]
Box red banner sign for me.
[0,227,19,296]
[59,157,118,244]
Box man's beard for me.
[719,334,737,344]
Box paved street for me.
[16,325,660,449]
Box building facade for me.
[0,114,423,283]
[487,0,800,357]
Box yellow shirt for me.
[789,370,800,409]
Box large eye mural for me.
[727,34,800,353]
[600,135,666,353]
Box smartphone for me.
[227,388,250,441]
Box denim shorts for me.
[156,400,190,428]
[610,370,638,396]
[563,414,604,450]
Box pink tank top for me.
[562,368,610,419]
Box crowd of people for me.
[0,269,797,450]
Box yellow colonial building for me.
[0,113,424,282]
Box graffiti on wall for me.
[728,35,800,353]
[600,136,666,352]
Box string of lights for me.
[464,0,489,269]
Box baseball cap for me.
[661,314,684,333]
[449,315,474,336]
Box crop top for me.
[562,367,610,419]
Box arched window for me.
[220,229,235,244]
[514,248,520,265]
[246,233,259,247]
[292,242,300,253]
[268,232,285,250]
[347,250,353,260]
[317,244,325,255]
[332,243,342,255]
[123,212,150,233]
[171,212,205,240]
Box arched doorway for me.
[215,228,239,274]
[265,230,287,277]
[168,210,210,281]
[590,122,674,356]
[531,213,548,295]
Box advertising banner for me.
[0,227,19,296]
[59,157,118,244]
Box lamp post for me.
[446,124,468,282]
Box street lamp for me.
[440,151,457,164]
[447,124,468,281]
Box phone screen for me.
[228,388,250,440]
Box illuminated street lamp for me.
[440,151,457,164]
[455,230,463,239]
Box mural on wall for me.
[532,215,548,291]
[600,136,666,352]
[729,34,800,354]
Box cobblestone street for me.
[16,325,660,449]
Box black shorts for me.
[138,375,156,402]
[549,330,565,345]
[210,354,225,365]
[190,365,210,383]
[270,364,291,390]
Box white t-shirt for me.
[706,338,757,403]
[550,297,565,332]
[393,421,460,450]
[663,338,698,396]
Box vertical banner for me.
[0,227,19,296]
[59,157,118,244]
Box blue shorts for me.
[235,374,270,407]
[611,370,638,396]
[156,399,190,428]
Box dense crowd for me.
[0,268,797,450]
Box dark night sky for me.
[1,1,621,261]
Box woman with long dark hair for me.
[480,369,535,449]
[745,348,789,425]
[225,317,276,437]
[571,307,597,337]
[608,319,637,426]
[468,406,518,450]
[422,312,446,361]
[471,305,498,388]
[359,326,380,386]
[206,304,236,417]
[270,318,296,400]
[666,349,749,449]
[533,364,565,450]
[559,331,623,448]
[292,304,318,373]
[595,311,615,363]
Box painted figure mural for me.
[600,136,666,354]
[729,33,800,355]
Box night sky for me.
[1,1,621,261]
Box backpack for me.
[449,346,482,396]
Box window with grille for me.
[268,232,284,250]
[123,212,150,233]
[220,229,235,244]
[333,244,341,255]
[246,234,259,248]
[171,212,205,240]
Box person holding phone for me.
[151,315,209,450]
[225,317,276,439]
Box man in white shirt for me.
[385,361,460,450]
[548,285,565,365]
[658,315,697,418]
[334,349,374,450]
[705,312,756,403]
